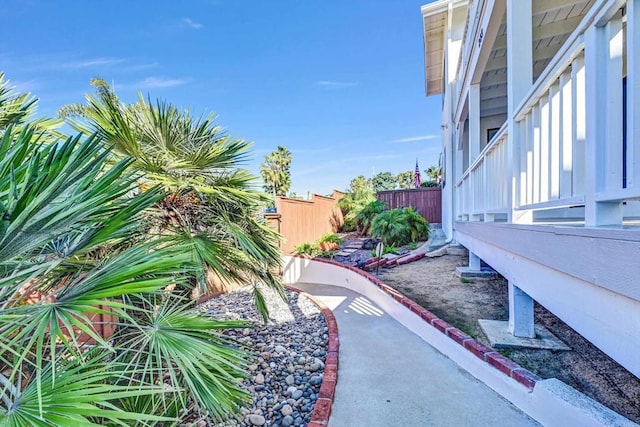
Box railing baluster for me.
[540,94,550,203]
[560,70,573,199]
[550,82,561,200]
[573,54,586,196]
[533,102,542,204]
[526,113,534,205]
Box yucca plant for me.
[61,79,285,318]
[0,82,250,425]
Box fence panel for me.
[265,191,345,254]
[377,188,442,223]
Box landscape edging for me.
[303,255,540,390]
[284,284,339,427]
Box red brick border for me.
[284,284,339,426]
[295,256,541,390]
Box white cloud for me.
[314,80,359,88]
[71,57,125,68]
[181,17,204,30]
[392,135,438,143]
[136,76,190,89]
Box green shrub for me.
[318,233,343,245]
[370,207,430,246]
[294,242,317,256]
[337,188,375,232]
[356,200,385,234]
[316,250,335,259]
[342,216,357,232]
[370,245,397,258]
[400,206,430,243]
[406,241,419,250]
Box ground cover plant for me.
[294,233,343,256]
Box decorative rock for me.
[286,386,297,396]
[282,415,294,426]
[254,372,265,385]
[247,414,266,426]
[197,286,328,426]
[280,404,293,416]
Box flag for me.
[414,159,421,188]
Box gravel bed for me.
[196,285,328,427]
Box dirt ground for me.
[378,253,640,423]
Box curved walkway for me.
[292,282,539,427]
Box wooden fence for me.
[264,191,345,254]
[377,188,442,223]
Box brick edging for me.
[297,256,541,390]
[284,285,339,426]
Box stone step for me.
[344,243,363,249]
[334,251,352,257]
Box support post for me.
[469,251,481,271]
[508,281,535,338]
[506,0,533,223]
[628,0,640,191]
[584,14,624,226]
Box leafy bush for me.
[337,188,375,232]
[316,250,335,259]
[342,216,357,232]
[371,245,398,257]
[370,207,430,246]
[294,242,317,256]
[318,233,343,245]
[400,206,430,243]
[356,200,386,234]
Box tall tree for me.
[60,78,284,315]
[396,170,415,189]
[425,165,442,183]
[349,175,372,193]
[261,146,292,201]
[371,171,397,192]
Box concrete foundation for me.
[508,282,535,338]
[455,266,498,279]
[479,320,571,350]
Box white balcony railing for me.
[455,0,640,225]
[456,124,509,219]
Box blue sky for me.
[0,0,442,195]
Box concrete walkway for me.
[293,282,539,427]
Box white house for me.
[422,0,640,378]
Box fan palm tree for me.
[0,73,62,141]
[0,82,250,425]
[425,165,442,183]
[61,79,285,317]
[260,146,292,203]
